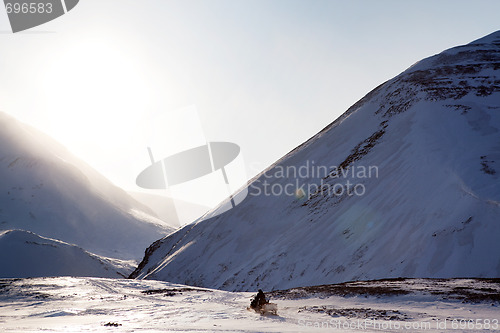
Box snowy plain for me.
[0,277,498,332]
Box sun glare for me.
[42,40,150,157]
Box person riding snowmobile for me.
[250,289,268,311]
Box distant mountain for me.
[131,31,500,291]
[0,112,175,267]
[129,191,210,228]
[0,230,133,278]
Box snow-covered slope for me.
[0,112,174,262]
[0,230,133,278]
[131,31,500,291]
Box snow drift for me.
[131,31,500,291]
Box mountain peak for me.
[468,30,500,45]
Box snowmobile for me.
[248,289,278,315]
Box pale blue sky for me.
[0,0,499,190]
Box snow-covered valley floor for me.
[0,277,498,332]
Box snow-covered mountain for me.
[131,31,500,291]
[0,112,174,267]
[0,230,133,278]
